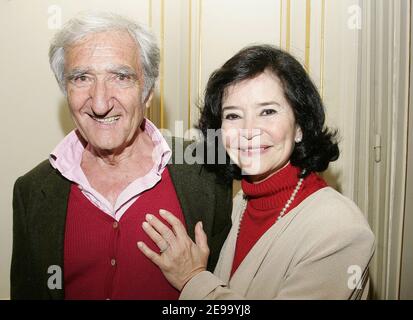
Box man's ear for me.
[144,90,154,109]
[295,126,303,143]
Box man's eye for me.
[74,75,88,82]
[71,75,94,85]
[224,114,241,120]
[117,74,131,81]
[261,109,277,116]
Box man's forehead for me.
[65,31,140,69]
[68,31,138,55]
[78,45,132,57]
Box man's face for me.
[64,30,150,154]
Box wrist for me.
[180,267,206,291]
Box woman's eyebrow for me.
[222,106,240,112]
[222,101,281,111]
[256,101,281,107]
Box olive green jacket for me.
[11,139,232,299]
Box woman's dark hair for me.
[198,44,339,183]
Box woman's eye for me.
[224,113,241,120]
[261,109,277,116]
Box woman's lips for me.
[238,146,271,156]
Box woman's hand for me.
[137,209,210,291]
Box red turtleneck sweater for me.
[230,163,327,277]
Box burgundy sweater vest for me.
[64,168,185,300]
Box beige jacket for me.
[180,187,375,300]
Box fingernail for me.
[159,209,167,216]
[199,221,203,229]
[137,242,143,248]
[146,214,153,221]
[142,222,149,228]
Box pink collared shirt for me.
[49,118,172,222]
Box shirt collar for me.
[49,118,172,178]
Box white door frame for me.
[356,0,410,300]
[399,1,413,300]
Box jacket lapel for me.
[213,219,238,283]
[35,168,71,299]
[222,196,304,296]
[166,138,216,242]
[167,162,215,242]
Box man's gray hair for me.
[49,11,160,101]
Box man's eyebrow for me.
[64,65,138,80]
[106,64,137,77]
[64,68,91,80]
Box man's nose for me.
[89,79,112,115]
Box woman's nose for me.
[241,118,261,140]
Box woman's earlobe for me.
[295,127,303,143]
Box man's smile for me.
[89,115,121,125]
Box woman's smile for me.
[221,70,302,179]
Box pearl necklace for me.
[237,176,305,237]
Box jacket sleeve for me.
[180,271,248,300]
[10,177,32,299]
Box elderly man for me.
[11,11,232,300]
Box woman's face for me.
[221,70,302,183]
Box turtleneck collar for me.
[231,163,328,277]
[241,163,303,211]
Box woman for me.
[138,45,375,299]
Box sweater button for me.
[111,259,116,267]
[113,222,119,229]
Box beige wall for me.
[0,0,364,299]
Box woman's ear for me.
[295,126,303,143]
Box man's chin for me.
[87,140,122,154]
